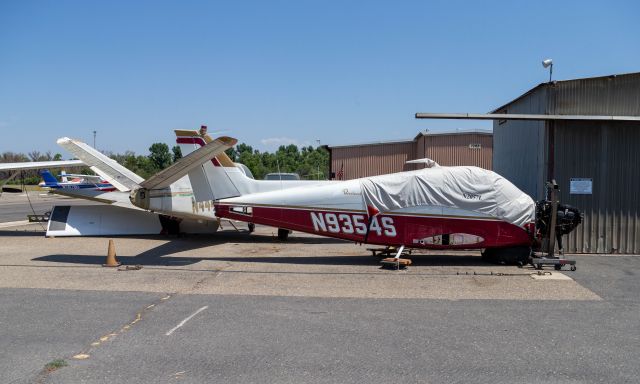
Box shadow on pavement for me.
[1,228,347,244]
[33,249,490,268]
[0,230,46,237]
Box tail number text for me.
[310,212,396,237]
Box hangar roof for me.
[490,71,640,115]
[325,130,492,149]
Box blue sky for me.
[1,0,638,156]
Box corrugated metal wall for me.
[422,133,493,169]
[554,121,640,254]
[493,72,640,254]
[330,133,492,180]
[330,141,416,180]
[492,87,548,199]
[549,74,640,253]
[551,73,640,116]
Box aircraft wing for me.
[57,137,144,192]
[0,160,84,171]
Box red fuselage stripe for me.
[215,204,532,249]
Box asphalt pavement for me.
[0,255,637,384]
[0,195,637,383]
[0,192,93,223]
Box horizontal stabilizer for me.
[140,136,237,190]
[57,137,144,191]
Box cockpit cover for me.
[360,166,535,228]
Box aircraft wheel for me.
[248,223,255,233]
[481,249,498,264]
[277,228,290,241]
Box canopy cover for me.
[360,166,535,228]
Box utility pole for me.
[93,131,97,148]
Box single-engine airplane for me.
[0,159,84,193]
[126,135,582,264]
[38,169,116,191]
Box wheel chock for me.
[380,257,412,269]
[103,239,121,267]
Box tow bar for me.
[531,256,576,271]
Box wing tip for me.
[56,137,72,145]
[217,136,238,146]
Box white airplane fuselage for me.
[213,177,535,250]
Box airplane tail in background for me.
[176,130,246,202]
[39,169,59,187]
[56,135,236,212]
[130,135,236,210]
[175,130,331,202]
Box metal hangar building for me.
[490,72,640,254]
[325,130,493,180]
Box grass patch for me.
[45,359,68,372]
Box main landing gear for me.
[277,228,291,241]
[481,246,531,267]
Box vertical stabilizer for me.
[40,170,59,186]
[175,130,244,201]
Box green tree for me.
[148,143,172,172]
[225,147,238,162]
[172,145,182,162]
[226,143,329,180]
[110,150,155,179]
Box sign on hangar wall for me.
[570,178,593,195]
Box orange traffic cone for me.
[103,239,121,267]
